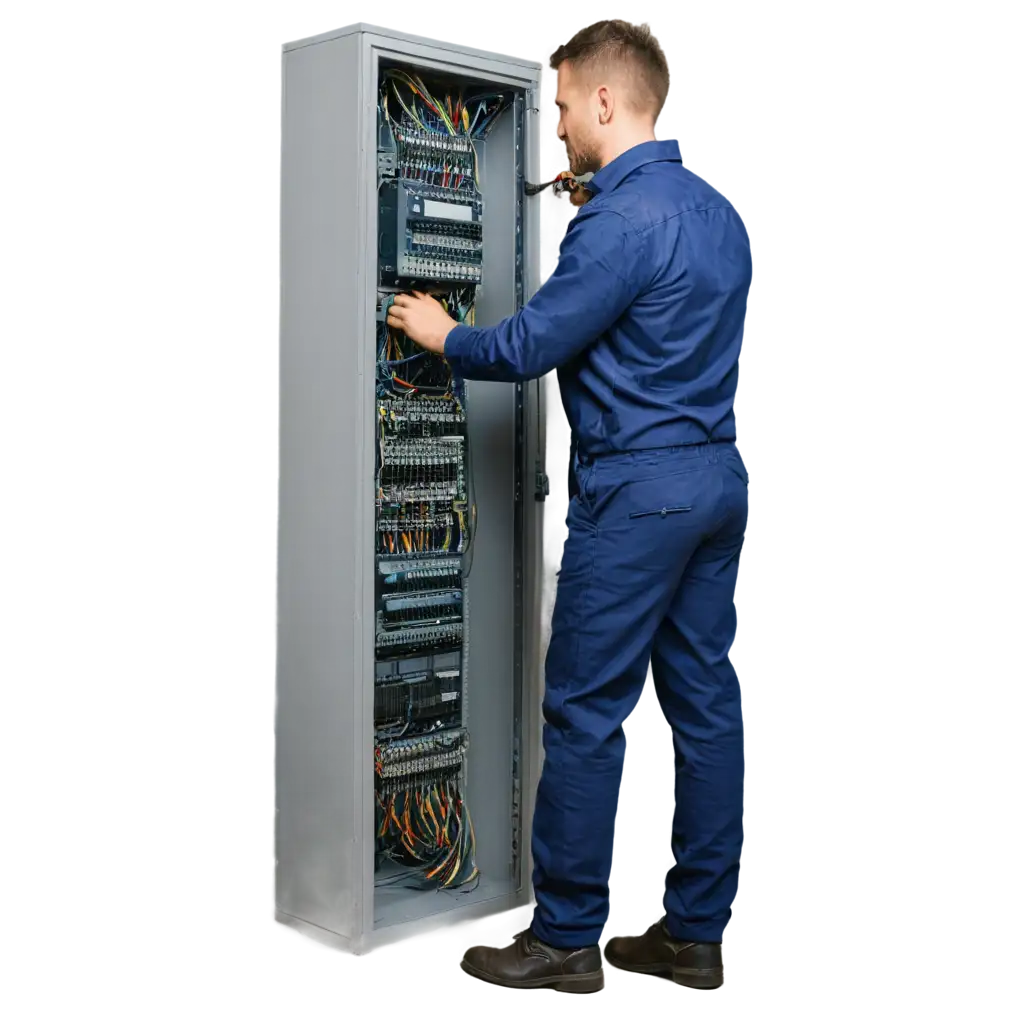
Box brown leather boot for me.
[605,918,724,989]
[461,929,604,993]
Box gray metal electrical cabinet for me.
[276,23,546,953]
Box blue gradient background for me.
[0,6,1019,1015]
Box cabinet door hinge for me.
[532,462,548,501]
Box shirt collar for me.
[587,139,682,195]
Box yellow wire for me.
[410,72,455,134]
[392,81,424,130]
[390,70,455,134]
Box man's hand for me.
[569,185,592,207]
[386,292,457,354]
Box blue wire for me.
[385,352,426,367]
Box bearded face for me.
[565,133,600,177]
[554,63,602,177]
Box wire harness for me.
[372,70,513,895]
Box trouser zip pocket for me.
[628,506,693,519]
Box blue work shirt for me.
[443,139,752,458]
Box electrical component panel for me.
[372,65,516,895]
[376,72,510,291]
[277,23,545,954]
[378,181,483,284]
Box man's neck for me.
[599,131,657,170]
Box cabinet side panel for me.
[270,146,282,921]
[276,33,366,940]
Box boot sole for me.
[605,952,723,990]
[460,960,604,993]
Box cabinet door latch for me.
[534,465,549,502]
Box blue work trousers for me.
[531,442,748,948]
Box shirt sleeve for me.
[443,208,646,382]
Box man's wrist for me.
[443,322,470,359]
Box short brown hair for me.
[549,20,670,119]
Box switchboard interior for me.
[372,60,528,930]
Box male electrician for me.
[387,19,752,995]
